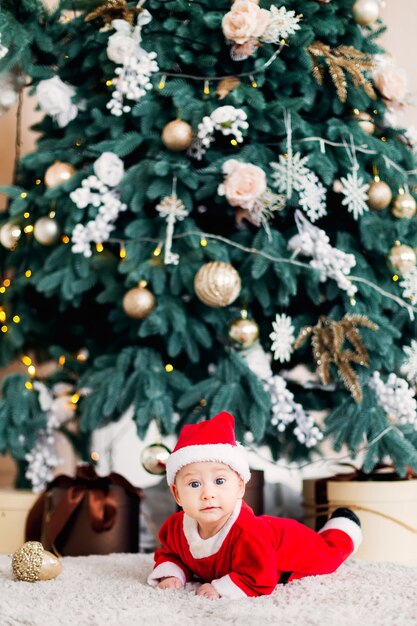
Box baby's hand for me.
[196,583,221,599]
[156,576,183,590]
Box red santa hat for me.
[166,411,251,485]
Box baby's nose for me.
[201,485,215,499]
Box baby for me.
[147,411,362,598]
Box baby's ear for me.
[238,477,245,499]
[170,483,181,506]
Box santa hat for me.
[166,411,251,485]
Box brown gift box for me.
[25,465,143,556]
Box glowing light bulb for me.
[28,365,36,377]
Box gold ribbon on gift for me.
[25,465,143,555]
[303,464,417,534]
[303,502,417,534]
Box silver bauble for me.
[367,181,392,211]
[388,244,416,275]
[352,0,379,25]
[0,223,21,249]
[141,443,171,475]
[391,193,417,219]
[34,216,60,245]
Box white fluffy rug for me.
[1,553,417,626]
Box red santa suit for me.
[147,411,362,598]
[148,499,362,598]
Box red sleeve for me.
[151,514,193,583]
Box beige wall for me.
[380,1,417,128]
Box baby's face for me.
[171,462,244,533]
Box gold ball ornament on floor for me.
[122,284,156,319]
[388,244,417,275]
[352,0,379,25]
[0,223,21,249]
[367,180,392,211]
[391,193,417,219]
[161,119,193,151]
[353,111,375,134]
[34,216,60,245]
[44,161,76,188]
[141,443,171,475]
[228,317,259,349]
[194,261,241,307]
[12,541,62,582]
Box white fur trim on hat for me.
[166,443,251,485]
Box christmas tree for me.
[1,0,417,491]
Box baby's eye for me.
[189,481,201,488]
[215,478,225,485]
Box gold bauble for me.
[228,318,259,349]
[0,223,21,249]
[12,541,62,582]
[352,0,379,25]
[141,443,171,475]
[161,119,193,151]
[367,180,392,211]
[194,261,241,307]
[122,285,156,319]
[44,161,76,188]
[354,111,375,134]
[391,193,417,219]
[388,244,417,275]
[33,216,60,245]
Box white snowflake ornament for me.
[261,6,301,43]
[298,175,327,222]
[271,151,327,222]
[270,314,295,362]
[339,166,370,220]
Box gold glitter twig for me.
[295,314,378,403]
[307,41,376,102]
[85,0,140,25]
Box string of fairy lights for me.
[156,42,286,92]
[1,219,417,356]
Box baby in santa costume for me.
[147,411,362,599]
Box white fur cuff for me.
[319,517,363,553]
[211,574,247,598]
[147,562,186,587]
